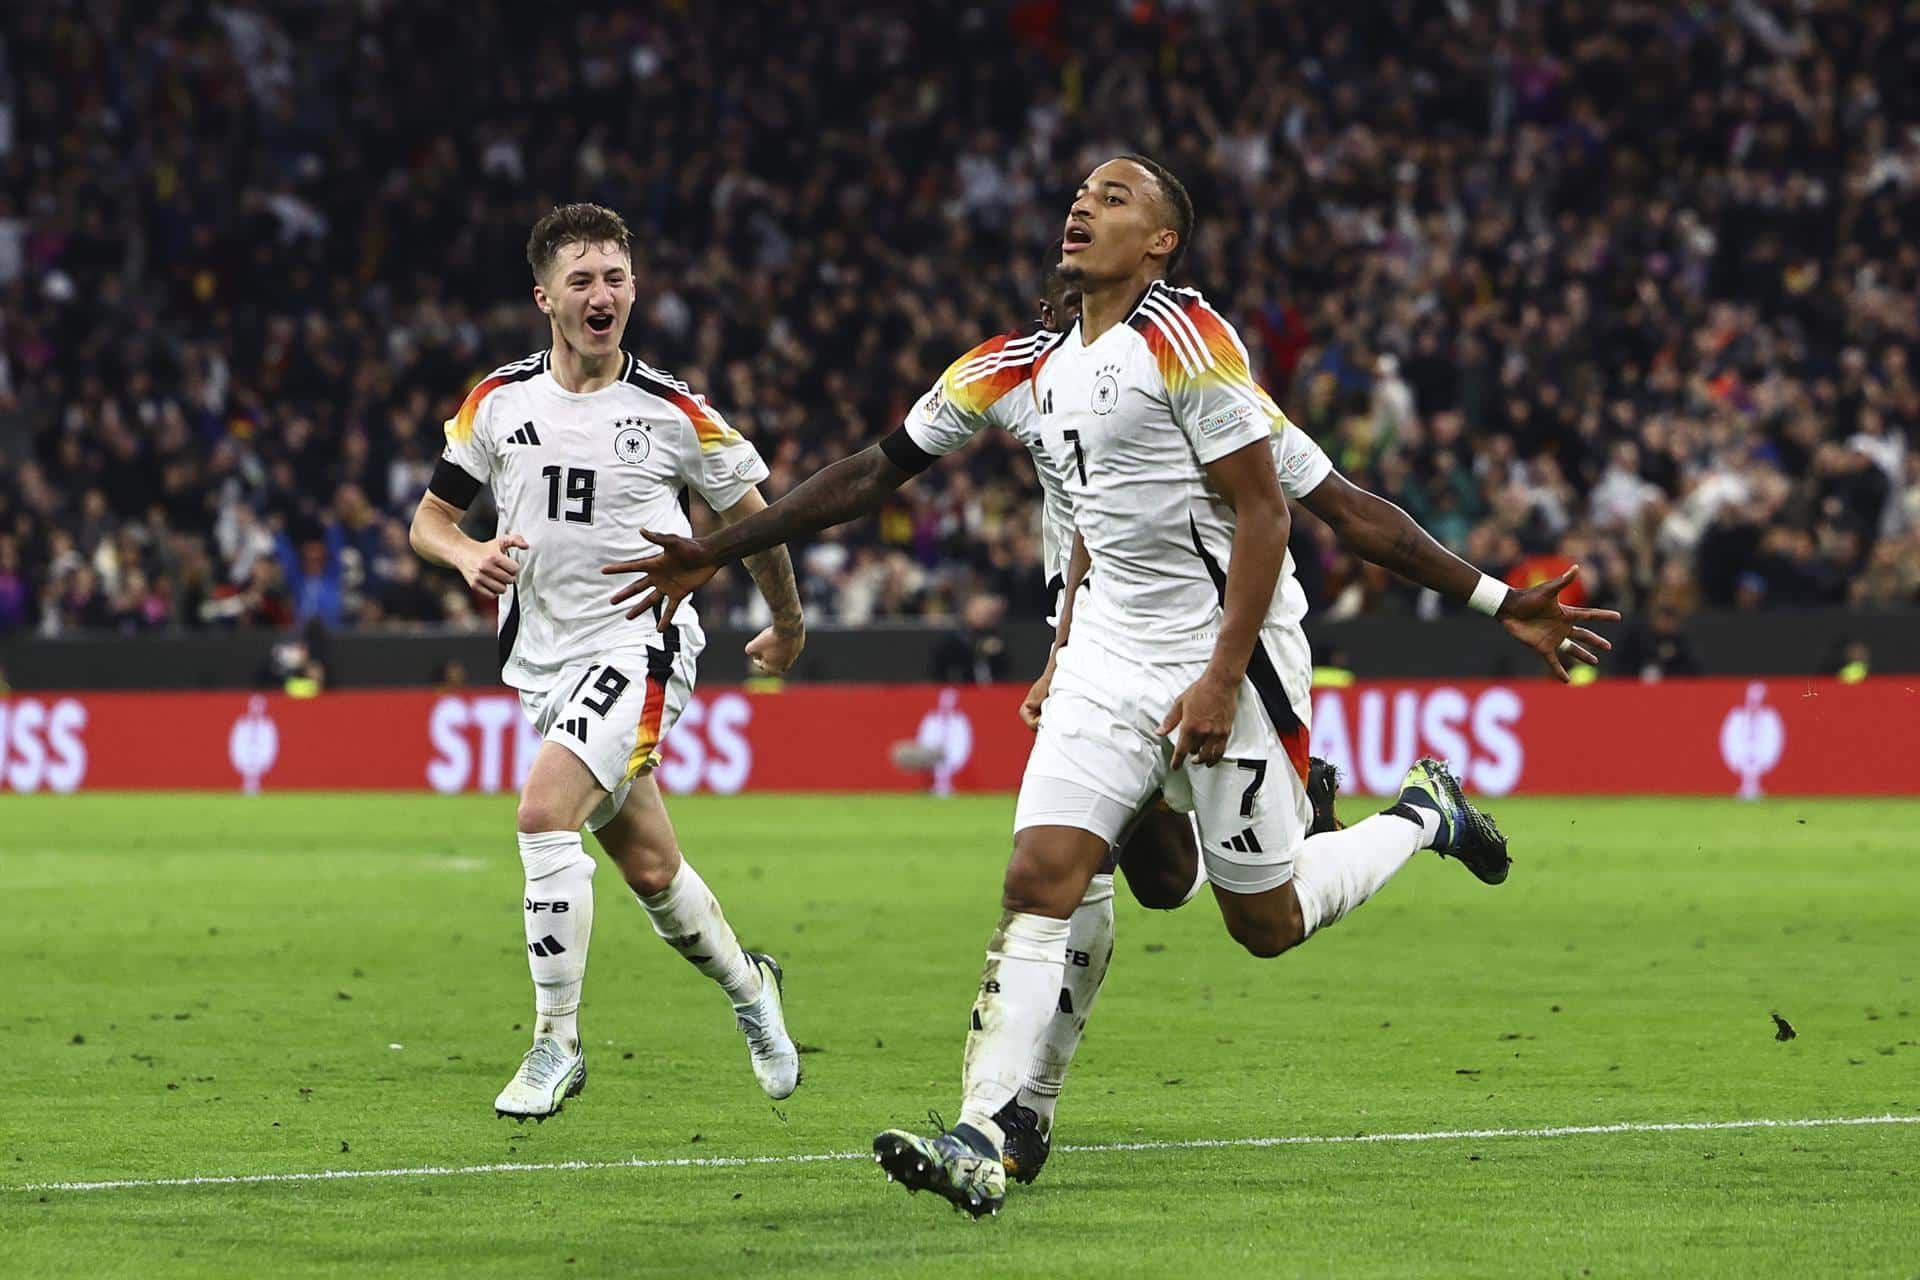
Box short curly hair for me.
[526,203,632,281]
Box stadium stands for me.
[1,0,1916,644]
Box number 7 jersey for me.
[436,349,769,692]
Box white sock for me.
[957,911,1071,1150]
[518,830,595,1051]
[636,860,763,1008]
[1289,813,1424,936]
[1018,875,1114,1128]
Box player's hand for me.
[1020,653,1058,731]
[1498,565,1621,683]
[744,621,805,677]
[1158,671,1238,769]
[602,530,719,623]
[461,533,528,597]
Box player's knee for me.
[516,794,574,835]
[1001,856,1074,917]
[1123,864,1197,911]
[1223,907,1307,958]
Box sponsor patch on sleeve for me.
[1198,403,1255,437]
[734,457,762,481]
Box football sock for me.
[518,830,595,1052]
[636,859,762,1008]
[957,910,1071,1151]
[1018,874,1115,1128]
[1289,813,1424,936]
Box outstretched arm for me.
[603,438,921,621]
[1157,439,1290,769]
[716,488,807,677]
[1297,469,1619,681]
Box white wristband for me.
[1467,573,1509,617]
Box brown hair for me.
[526,203,633,280]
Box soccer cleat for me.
[1306,755,1344,835]
[735,951,800,1100]
[993,1099,1051,1185]
[1397,756,1510,884]
[494,1035,586,1121]
[873,1118,1007,1218]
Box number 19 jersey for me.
[436,350,769,692]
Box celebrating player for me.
[409,204,804,1120]
[857,153,1544,1217]
[600,236,1615,1196]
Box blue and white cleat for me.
[494,1036,586,1121]
[873,1117,1007,1218]
[1397,756,1510,884]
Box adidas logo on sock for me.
[506,422,543,446]
[528,934,566,957]
[1222,827,1263,854]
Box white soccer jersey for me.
[1034,281,1317,665]
[438,350,769,692]
[901,326,1077,589]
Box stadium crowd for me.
[2,0,1918,645]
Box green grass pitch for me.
[3,792,1917,1277]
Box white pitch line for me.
[12,1114,1916,1196]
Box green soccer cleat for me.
[1397,756,1510,884]
[873,1118,1008,1218]
[494,1036,586,1121]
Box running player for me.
[600,235,1613,1200]
[409,203,804,1119]
[855,154,1568,1216]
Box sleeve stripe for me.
[953,332,1052,386]
[1139,296,1206,378]
[1154,288,1220,371]
[952,331,1059,388]
[626,356,740,450]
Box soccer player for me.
[601,224,1613,1201]
[849,153,1562,1216]
[409,203,805,1119]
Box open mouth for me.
[586,313,615,335]
[1062,224,1093,253]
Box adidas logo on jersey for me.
[506,422,542,446]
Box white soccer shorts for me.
[1015,628,1313,895]
[518,628,701,830]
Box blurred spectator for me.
[1,0,1917,638]
[931,594,1011,685]
[1616,605,1705,682]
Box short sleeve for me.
[437,375,502,496]
[1137,292,1277,464]
[902,331,1034,457]
[678,394,770,511]
[1273,416,1334,499]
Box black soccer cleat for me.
[1397,756,1510,884]
[993,1099,1051,1185]
[1306,755,1344,836]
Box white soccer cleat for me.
[735,952,800,1100]
[494,1035,586,1121]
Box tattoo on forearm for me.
[744,545,804,630]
